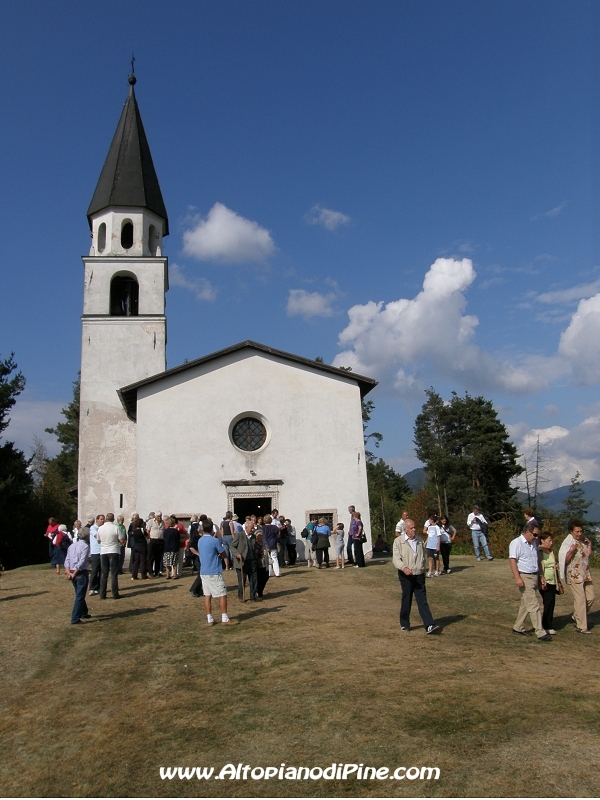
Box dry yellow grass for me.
[0,556,599,798]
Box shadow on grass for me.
[444,565,474,573]
[0,591,50,602]
[235,604,284,622]
[88,605,168,622]
[551,610,600,633]
[119,584,181,599]
[262,586,309,599]
[436,613,468,629]
[553,612,576,631]
[587,608,599,621]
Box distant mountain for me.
[404,471,600,521]
[403,467,426,491]
[535,480,600,520]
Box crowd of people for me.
[391,505,596,638]
[45,505,369,626]
[45,502,595,636]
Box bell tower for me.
[78,74,169,521]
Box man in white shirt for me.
[146,511,165,577]
[466,505,493,561]
[88,514,104,596]
[96,513,126,599]
[508,524,551,641]
[395,511,408,539]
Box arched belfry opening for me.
[98,222,106,253]
[148,224,158,256]
[110,274,139,316]
[121,220,134,250]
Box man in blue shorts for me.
[197,519,237,626]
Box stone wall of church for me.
[134,350,372,547]
[78,315,166,521]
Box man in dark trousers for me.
[64,528,91,624]
[188,519,203,598]
[262,514,281,577]
[392,519,440,634]
[230,519,259,601]
[347,505,356,564]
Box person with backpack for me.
[51,525,72,575]
[262,514,281,577]
[314,517,332,569]
[188,519,204,598]
[467,505,493,561]
[219,512,235,570]
[302,520,318,567]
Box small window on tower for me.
[121,220,134,250]
[110,275,139,316]
[148,225,158,256]
[98,223,106,253]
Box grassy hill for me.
[1,559,599,797]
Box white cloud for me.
[333,257,549,394]
[183,203,276,263]
[287,289,336,319]
[535,279,600,305]
[558,294,600,384]
[170,263,216,301]
[305,205,351,231]
[532,201,568,220]
[544,202,568,218]
[510,417,600,489]
[5,396,65,458]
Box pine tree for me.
[414,389,522,518]
[0,354,31,517]
[561,471,592,522]
[45,375,80,489]
[361,398,383,462]
[0,354,38,569]
[413,389,452,515]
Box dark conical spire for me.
[87,76,169,234]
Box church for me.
[78,75,376,545]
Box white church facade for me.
[78,76,376,544]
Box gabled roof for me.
[118,340,377,420]
[87,76,169,233]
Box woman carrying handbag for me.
[538,531,562,636]
[351,511,367,568]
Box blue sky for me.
[1,1,598,489]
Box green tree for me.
[561,471,592,522]
[39,375,80,522]
[361,398,383,462]
[0,354,39,569]
[413,389,451,514]
[45,375,80,489]
[414,389,522,518]
[0,353,25,436]
[367,458,411,539]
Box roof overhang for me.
[118,340,377,421]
